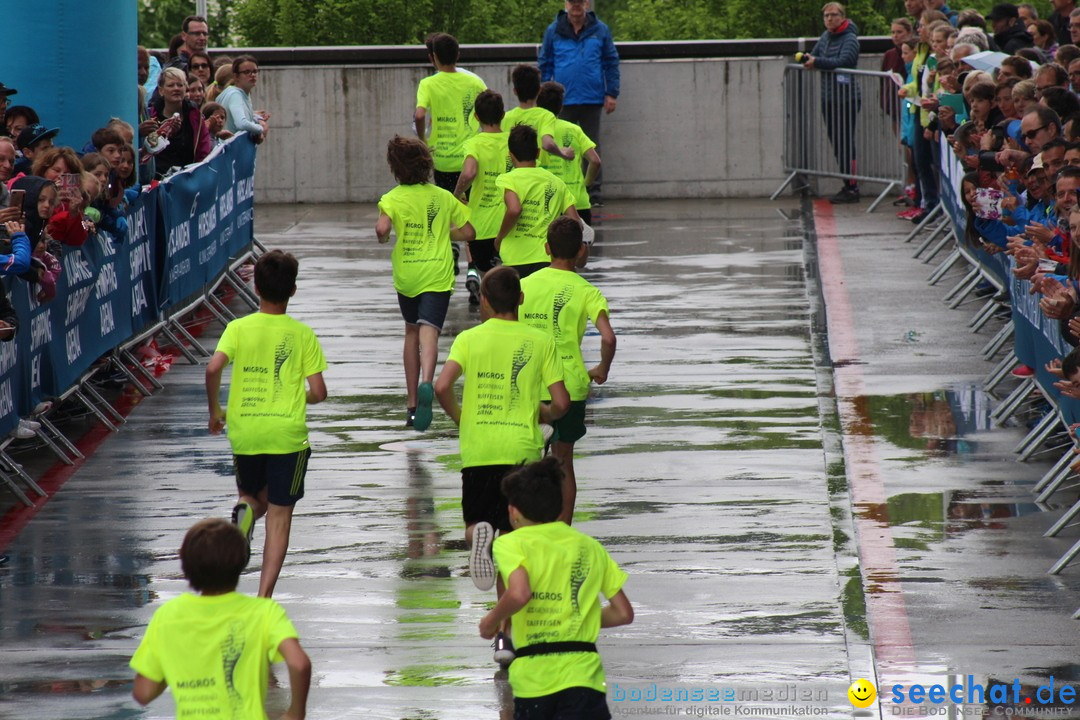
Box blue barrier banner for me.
[0,133,257,434]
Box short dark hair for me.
[480,266,521,314]
[1037,62,1069,87]
[180,518,248,593]
[5,105,38,127]
[1058,165,1080,180]
[1043,137,1068,152]
[189,50,212,69]
[426,33,459,66]
[473,89,505,126]
[508,124,539,162]
[536,81,565,116]
[1000,56,1033,79]
[254,249,298,303]
[1041,88,1080,123]
[1063,346,1080,381]
[183,14,208,32]
[202,101,225,120]
[386,134,432,185]
[502,457,564,523]
[547,216,582,259]
[966,82,995,102]
[1027,104,1063,131]
[511,64,541,102]
[91,127,125,152]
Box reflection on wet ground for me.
[0,199,859,718]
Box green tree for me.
[138,0,233,50]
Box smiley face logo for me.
[848,679,877,708]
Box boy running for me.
[503,64,575,161]
[478,457,633,718]
[455,89,510,306]
[521,217,616,523]
[536,81,602,227]
[434,267,569,610]
[496,125,580,279]
[131,518,312,720]
[377,135,475,430]
[206,250,327,599]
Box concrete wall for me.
[252,55,884,204]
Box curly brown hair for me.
[386,135,432,185]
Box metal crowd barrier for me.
[907,133,1080,596]
[773,63,905,212]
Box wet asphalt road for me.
[0,199,857,718]
[3,197,1078,719]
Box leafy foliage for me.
[138,0,233,50]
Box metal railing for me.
[772,64,905,212]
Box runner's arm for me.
[376,212,392,244]
[279,638,312,720]
[494,190,522,251]
[205,351,229,434]
[588,311,616,385]
[454,157,478,201]
[601,590,634,628]
[435,360,464,425]
[306,372,326,405]
[584,148,601,189]
[451,221,475,244]
[542,133,574,161]
[132,674,167,706]
[414,106,427,141]
[479,567,530,639]
[541,380,570,423]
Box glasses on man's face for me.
[187,30,209,36]
[1023,124,1049,141]
[191,63,211,70]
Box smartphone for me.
[7,189,23,210]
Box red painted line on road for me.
[0,388,147,553]
[814,200,918,676]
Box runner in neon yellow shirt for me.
[435,267,570,636]
[504,64,575,160]
[377,135,475,432]
[478,458,633,708]
[131,518,312,720]
[537,81,602,226]
[521,216,616,523]
[414,33,487,190]
[455,89,511,306]
[206,250,327,599]
[495,124,580,278]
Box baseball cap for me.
[986,3,1019,21]
[16,124,59,150]
[0,83,17,97]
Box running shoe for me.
[493,631,515,667]
[466,268,481,306]
[1011,365,1034,377]
[829,186,860,204]
[452,244,461,276]
[414,382,434,431]
[470,521,496,590]
[540,423,555,456]
[896,207,923,220]
[10,419,38,439]
[231,501,255,562]
[405,406,416,428]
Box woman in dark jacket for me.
[149,67,211,178]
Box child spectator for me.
[130,518,312,720]
[375,135,474,430]
[12,176,59,259]
[202,102,232,144]
[454,89,510,306]
[520,217,616,523]
[495,124,580,279]
[206,62,233,104]
[205,250,328,598]
[14,124,58,176]
[187,73,206,107]
[434,267,570,603]
[117,143,137,188]
[477,456,633,704]
[535,81,602,228]
[31,146,88,247]
[1012,79,1037,116]
[91,127,127,169]
[503,64,574,161]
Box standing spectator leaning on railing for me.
[218,56,269,145]
[802,2,862,204]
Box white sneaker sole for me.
[470,522,495,590]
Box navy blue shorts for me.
[461,464,515,533]
[234,448,311,506]
[514,687,610,720]
[397,290,451,330]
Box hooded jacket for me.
[994,21,1034,55]
[539,9,620,106]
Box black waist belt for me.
[514,641,598,658]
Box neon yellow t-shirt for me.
[446,318,563,468]
[378,183,470,296]
[130,592,299,719]
[520,267,609,401]
[216,312,327,455]
[501,106,557,148]
[540,120,596,210]
[495,167,574,266]
[493,522,628,699]
[462,131,512,240]
[416,70,487,172]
